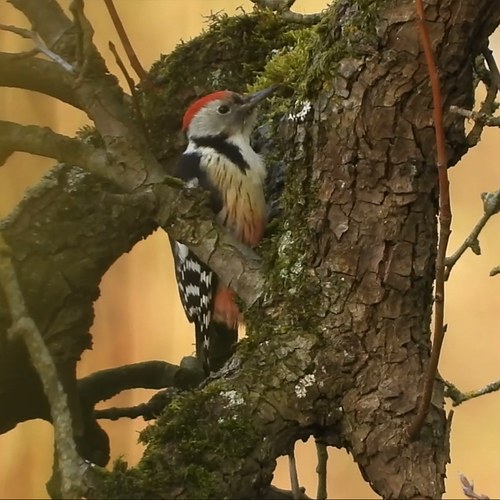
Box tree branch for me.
[408,0,452,441]
[315,441,328,500]
[466,48,500,147]
[78,359,204,407]
[103,0,149,83]
[450,106,500,127]
[460,474,491,500]
[490,265,500,277]
[0,234,86,499]
[442,377,500,407]
[7,0,74,52]
[0,52,81,108]
[0,120,108,172]
[445,189,500,279]
[94,387,181,422]
[0,22,73,72]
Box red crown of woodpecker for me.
[182,91,230,131]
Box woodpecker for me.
[169,86,277,375]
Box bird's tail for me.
[195,285,240,376]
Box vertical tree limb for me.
[408,0,452,440]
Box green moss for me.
[76,124,105,149]
[250,0,386,100]
[99,385,258,499]
[240,0,387,354]
[249,27,320,97]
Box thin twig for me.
[103,0,149,83]
[0,234,86,499]
[408,0,452,441]
[445,189,500,279]
[450,106,500,127]
[315,441,328,500]
[490,265,500,276]
[459,474,490,499]
[0,23,73,71]
[68,0,95,84]
[442,377,500,407]
[108,41,149,140]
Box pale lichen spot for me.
[295,374,315,398]
[287,100,312,122]
[221,390,245,407]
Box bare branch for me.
[315,441,328,500]
[78,359,204,407]
[0,120,108,172]
[445,189,500,279]
[68,0,95,83]
[0,23,73,72]
[288,449,301,499]
[103,0,149,83]
[443,377,500,407]
[94,387,180,422]
[0,53,81,108]
[108,41,148,139]
[0,234,86,498]
[450,106,500,127]
[490,265,500,276]
[459,474,491,499]
[250,0,322,25]
[408,0,452,440]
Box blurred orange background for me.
[0,1,499,498]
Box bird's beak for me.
[240,85,279,112]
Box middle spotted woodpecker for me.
[169,86,277,375]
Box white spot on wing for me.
[175,242,189,262]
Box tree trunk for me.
[1,0,499,498]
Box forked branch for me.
[443,377,500,407]
[0,23,73,72]
[445,189,500,279]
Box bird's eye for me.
[217,105,230,115]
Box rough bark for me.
[0,0,499,499]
